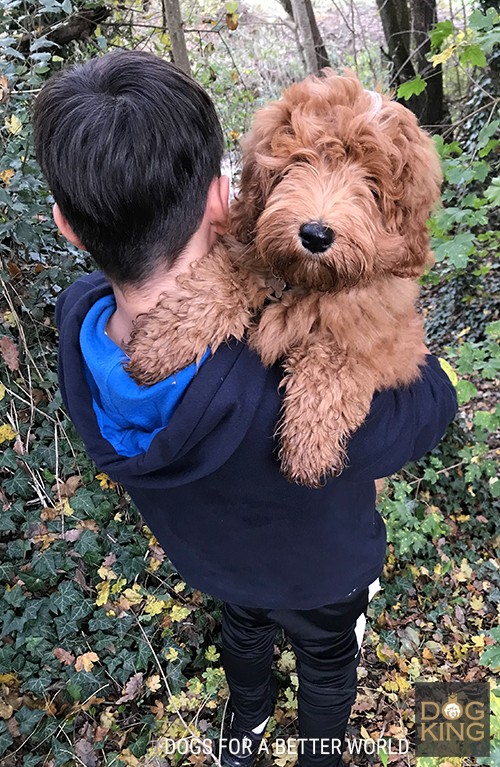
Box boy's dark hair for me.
[33,51,224,286]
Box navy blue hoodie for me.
[55,271,458,609]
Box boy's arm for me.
[344,354,458,482]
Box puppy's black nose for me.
[299,222,335,253]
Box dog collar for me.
[266,275,288,299]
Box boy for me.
[33,51,458,767]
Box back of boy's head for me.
[33,50,224,287]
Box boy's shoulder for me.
[55,270,111,330]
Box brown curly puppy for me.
[125,70,442,488]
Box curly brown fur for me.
[125,69,442,487]
[125,237,269,385]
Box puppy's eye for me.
[366,177,380,201]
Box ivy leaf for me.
[0,720,14,756]
[15,704,46,735]
[397,75,426,100]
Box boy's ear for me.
[208,175,230,236]
[53,203,87,250]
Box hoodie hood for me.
[55,271,268,488]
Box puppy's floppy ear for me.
[229,140,275,244]
[378,102,442,278]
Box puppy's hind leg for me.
[277,339,375,488]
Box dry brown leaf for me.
[149,699,164,718]
[53,647,75,666]
[187,753,207,767]
[60,529,81,542]
[0,336,19,372]
[74,737,98,767]
[13,435,25,456]
[115,672,143,704]
[102,552,117,568]
[6,262,21,279]
[79,519,100,532]
[225,12,239,30]
[5,715,20,738]
[52,475,82,499]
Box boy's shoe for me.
[221,676,279,767]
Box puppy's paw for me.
[276,342,374,487]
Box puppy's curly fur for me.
[125,70,442,488]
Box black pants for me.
[221,587,371,767]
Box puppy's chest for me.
[253,276,419,349]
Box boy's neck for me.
[106,225,214,350]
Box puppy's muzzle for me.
[299,221,335,253]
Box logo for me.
[415,681,490,757]
[442,694,463,721]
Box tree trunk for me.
[376,0,446,129]
[412,0,445,128]
[304,0,330,69]
[162,0,190,75]
[376,0,415,84]
[280,0,330,71]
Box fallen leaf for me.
[0,424,16,444]
[75,652,99,672]
[145,674,161,693]
[0,170,14,188]
[469,595,484,611]
[0,336,19,371]
[60,529,81,542]
[52,475,82,498]
[0,700,13,718]
[0,76,8,104]
[116,672,143,704]
[5,114,22,135]
[277,649,296,673]
[74,737,98,767]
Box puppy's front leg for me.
[125,242,265,385]
[277,338,375,487]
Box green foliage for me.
[480,628,500,672]
[397,74,426,100]
[0,0,498,763]
[400,6,500,100]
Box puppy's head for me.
[230,70,442,291]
